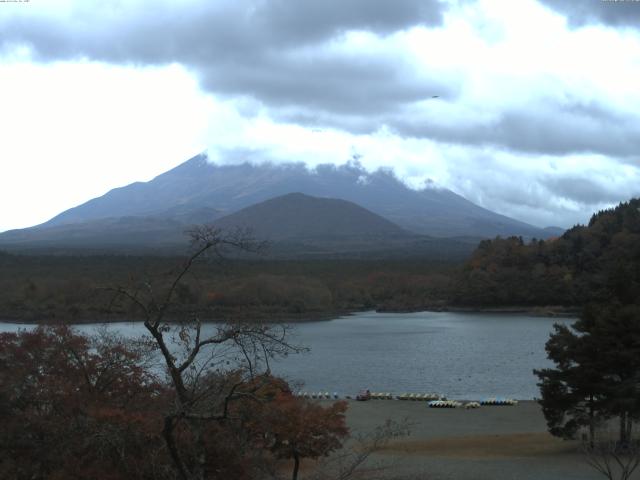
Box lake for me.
[0,311,574,400]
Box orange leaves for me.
[257,393,349,461]
[0,327,167,480]
[1,329,350,480]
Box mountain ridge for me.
[37,153,559,239]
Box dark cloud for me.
[255,0,445,43]
[391,100,640,157]
[199,50,452,116]
[538,0,640,28]
[0,0,449,118]
[541,176,630,205]
[2,0,638,161]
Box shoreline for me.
[377,304,580,318]
[0,304,579,325]
[0,308,358,326]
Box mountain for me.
[210,192,478,259]
[0,191,477,259]
[35,153,558,238]
[0,216,189,253]
[0,153,564,256]
[213,192,409,241]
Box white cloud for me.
[0,61,209,231]
[1,0,640,233]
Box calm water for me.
[0,311,573,400]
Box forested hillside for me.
[0,252,455,323]
[3,199,638,323]
[453,199,640,308]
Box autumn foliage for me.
[455,199,640,308]
[248,391,349,480]
[0,326,349,480]
[0,326,165,479]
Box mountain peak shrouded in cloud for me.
[26,153,558,240]
[1,0,640,233]
[0,153,568,255]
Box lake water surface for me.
[0,311,574,400]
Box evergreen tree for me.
[535,322,607,445]
[535,303,640,446]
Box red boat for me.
[356,389,371,401]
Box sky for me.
[1,0,640,232]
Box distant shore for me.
[0,308,356,326]
[0,304,579,325]
[377,304,580,318]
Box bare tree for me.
[583,427,640,480]
[107,226,420,480]
[109,226,304,480]
[309,419,413,480]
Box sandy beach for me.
[333,399,603,480]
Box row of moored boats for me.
[296,392,340,399]
[295,391,519,407]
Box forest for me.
[1,199,639,323]
[0,253,456,323]
[531,200,640,475]
[454,198,640,309]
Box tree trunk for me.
[292,452,300,480]
[619,411,628,448]
[589,397,595,449]
[190,418,207,480]
[163,416,190,480]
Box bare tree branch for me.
[583,430,640,480]
[103,226,301,480]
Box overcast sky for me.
[1,0,640,232]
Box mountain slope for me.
[0,192,478,260]
[0,216,188,252]
[213,192,409,240]
[39,153,556,239]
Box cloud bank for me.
[1,0,639,230]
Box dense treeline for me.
[454,199,640,309]
[0,253,455,322]
[3,198,638,323]
[532,200,640,467]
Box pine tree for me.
[535,303,640,447]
